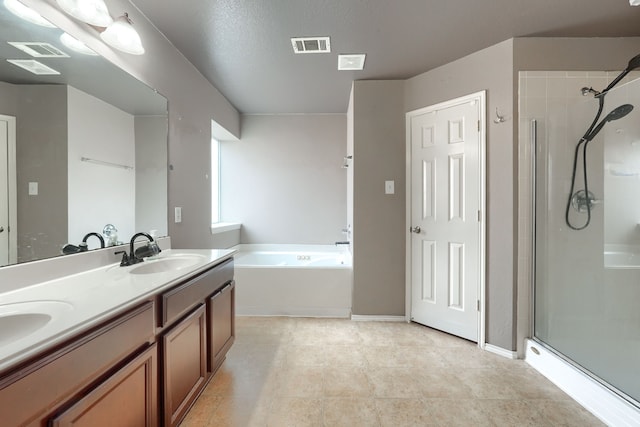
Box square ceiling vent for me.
[338,54,366,71]
[291,37,331,54]
[7,59,60,75]
[8,42,69,58]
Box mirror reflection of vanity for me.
[0,1,168,267]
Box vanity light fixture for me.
[100,13,145,55]
[55,0,112,27]
[3,0,56,28]
[60,32,98,56]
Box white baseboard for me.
[236,306,351,318]
[484,343,518,359]
[525,339,640,427]
[350,315,406,322]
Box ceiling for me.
[130,0,640,114]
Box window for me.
[211,137,220,224]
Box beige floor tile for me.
[368,367,426,398]
[267,397,323,427]
[322,397,381,427]
[284,345,327,366]
[500,367,571,400]
[205,396,271,427]
[275,365,325,398]
[322,345,367,366]
[532,399,607,427]
[323,366,374,397]
[179,393,224,426]
[479,399,552,426]
[184,317,605,427]
[437,346,502,369]
[455,368,522,399]
[423,398,494,426]
[420,371,476,399]
[375,398,436,427]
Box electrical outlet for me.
[175,207,182,223]
[28,182,38,195]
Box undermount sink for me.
[129,255,204,275]
[0,301,74,345]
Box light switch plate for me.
[385,180,395,194]
[28,182,38,195]
[175,207,182,223]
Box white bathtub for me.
[232,244,352,317]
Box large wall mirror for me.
[0,1,168,267]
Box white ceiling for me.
[130,0,640,114]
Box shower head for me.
[599,53,640,96]
[584,103,634,142]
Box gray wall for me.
[221,114,347,244]
[135,115,169,237]
[351,81,406,316]
[26,0,241,251]
[15,85,68,262]
[405,40,515,348]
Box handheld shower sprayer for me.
[565,54,638,231]
[584,104,634,143]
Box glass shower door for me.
[525,71,640,405]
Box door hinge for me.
[477,210,482,222]
[476,300,480,312]
[477,120,480,132]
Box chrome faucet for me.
[115,232,160,266]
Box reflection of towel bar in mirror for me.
[81,156,134,170]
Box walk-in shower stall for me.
[520,67,640,410]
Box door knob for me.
[409,226,421,234]
[0,226,4,233]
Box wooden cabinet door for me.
[49,344,158,427]
[162,304,207,427]
[208,281,235,373]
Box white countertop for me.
[0,249,235,373]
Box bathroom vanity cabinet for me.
[159,257,234,426]
[0,255,235,427]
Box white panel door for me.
[409,94,483,342]
[0,119,9,266]
[0,115,16,267]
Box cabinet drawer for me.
[0,301,155,427]
[161,258,233,326]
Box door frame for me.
[0,114,17,265]
[404,91,487,348]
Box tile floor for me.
[181,317,604,427]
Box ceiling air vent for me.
[291,37,331,54]
[8,42,69,58]
[7,59,61,75]
[338,54,366,71]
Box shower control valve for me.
[571,190,601,213]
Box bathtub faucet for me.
[335,241,350,246]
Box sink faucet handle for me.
[114,250,129,266]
